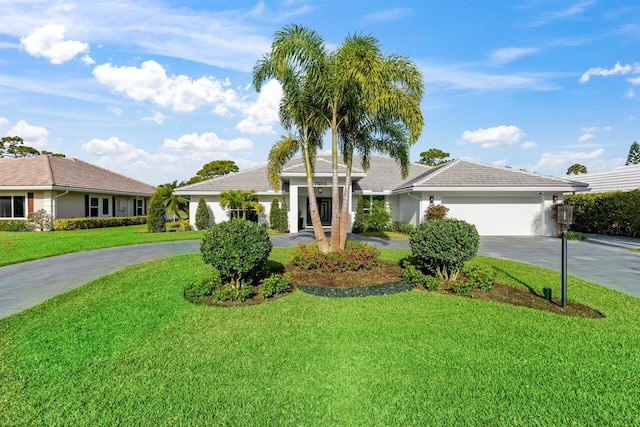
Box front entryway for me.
[307,197,331,226]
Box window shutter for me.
[112,196,116,217]
[27,192,34,214]
[84,195,89,217]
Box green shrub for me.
[423,204,449,221]
[178,220,193,232]
[200,219,272,288]
[258,273,291,298]
[212,284,253,302]
[409,219,479,280]
[401,264,441,290]
[389,221,416,235]
[566,230,587,241]
[147,190,166,233]
[290,240,380,272]
[269,198,288,232]
[352,196,391,233]
[566,189,640,237]
[53,216,147,230]
[451,280,473,296]
[195,198,212,230]
[184,269,222,298]
[463,264,495,292]
[0,220,27,231]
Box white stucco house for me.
[175,155,590,236]
[0,155,155,221]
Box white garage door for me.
[441,196,543,236]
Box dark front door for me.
[307,197,331,227]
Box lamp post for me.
[556,204,574,308]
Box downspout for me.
[406,192,423,225]
[52,190,69,227]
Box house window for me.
[90,197,99,217]
[135,199,144,216]
[0,196,26,218]
[102,198,109,215]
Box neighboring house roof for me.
[395,159,589,192]
[579,164,640,192]
[0,156,156,196]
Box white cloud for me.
[526,0,595,27]
[459,125,526,148]
[536,148,605,169]
[521,141,537,149]
[161,132,252,152]
[81,136,180,163]
[142,111,169,125]
[580,61,640,83]
[0,117,8,127]
[628,89,636,98]
[20,24,91,64]
[628,76,640,85]
[492,159,508,167]
[5,120,49,148]
[93,60,243,113]
[490,47,539,63]
[578,133,594,142]
[235,79,282,134]
[106,106,123,116]
[363,8,411,24]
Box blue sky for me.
[0,1,639,185]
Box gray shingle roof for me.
[282,156,365,175]
[353,156,432,192]
[0,156,156,195]
[395,159,589,191]
[175,164,274,194]
[579,164,640,192]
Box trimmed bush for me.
[212,284,253,302]
[451,280,473,296]
[54,216,147,230]
[389,221,416,235]
[0,220,27,231]
[258,273,291,298]
[401,264,441,290]
[566,190,640,237]
[195,198,212,230]
[184,270,222,298]
[269,198,288,232]
[200,219,272,288]
[147,190,166,233]
[423,204,449,221]
[409,218,479,280]
[290,240,380,272]
[462,264,495,292]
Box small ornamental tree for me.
[423,204,449,221]
[26,209,53,231]
[195,198,212,230]
[269,198,288,232]
[147,190,166,233]
[626,141,640,165]
[200,219,272,288]
[409,218,479,280]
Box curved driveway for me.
[1,233,638,319]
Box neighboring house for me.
[0,155,156,221]
[577,164,640,193]
[175,155,589,236]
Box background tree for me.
[157,180,189,220]
[147,190,166,233]
[566,163,588,175]
[418,148,451,166]
[219,190,263,220]
[186,160,239,185]
[195,197,212,230]
[626,141,640,165]
[0,136,65,158]
[41,151,66,157]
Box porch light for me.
[552,194,558,203]
[556,204,574,308]
[318,187,322,194]
[429,195,435,205]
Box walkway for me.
[1,233,638,320]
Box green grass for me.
[0,225,205,266]
[1,248,639,426]
[357,230,409,239]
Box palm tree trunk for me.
[330,116,341,252]
[338,167,352,251]
[304,148,329,254]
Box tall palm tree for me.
[322,33,424,249]
[158,180,189,220]
[254,24,330,253]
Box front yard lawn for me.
[1,249,638,426]
[0,225,206,266]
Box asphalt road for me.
[1,233,638,320]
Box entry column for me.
[288,185,298,233]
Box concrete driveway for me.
[1,233,638,320]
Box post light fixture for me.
[429,195,435,205]
[556,204,574,308]
[552,194,558,203]
[318,187,322,194]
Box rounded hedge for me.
[409,218,479,279]
[200,219,272,287]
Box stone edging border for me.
[297,281,413,298]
